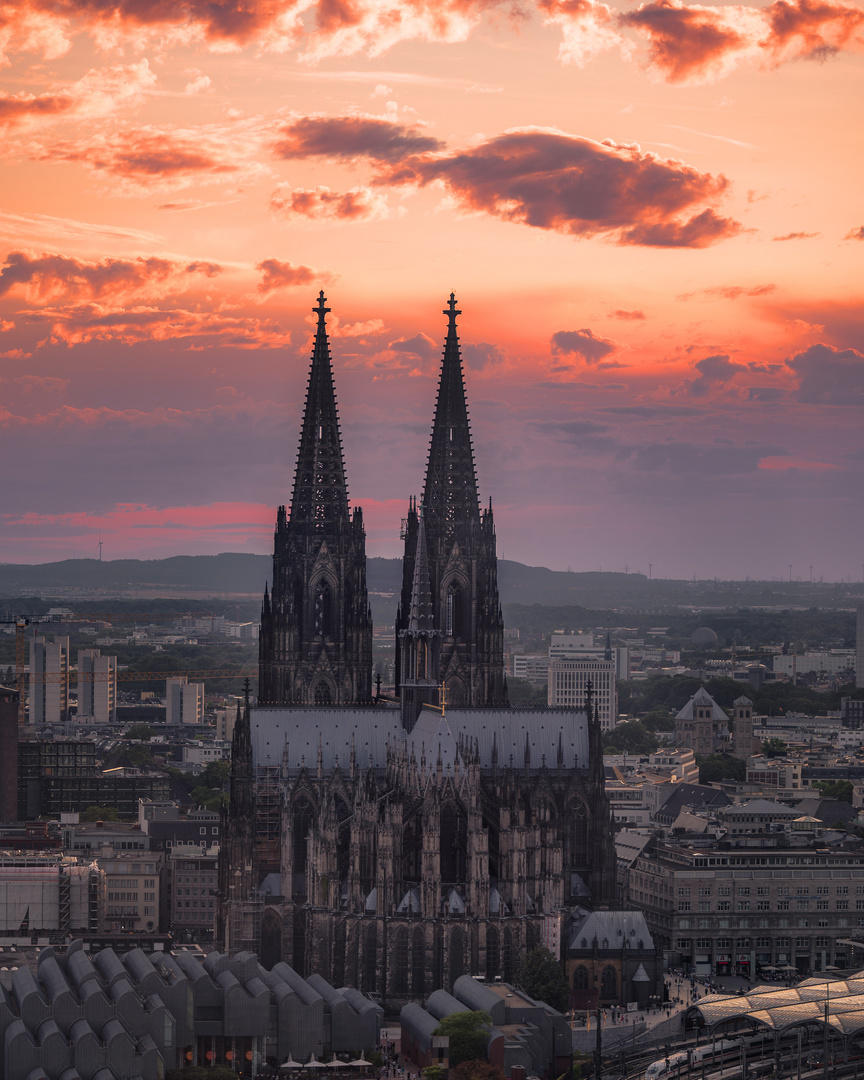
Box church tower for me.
[396,295,507,715]
[258,292,372,705]
[216,687,256,951]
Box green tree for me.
[602,721,658,755]
[640,708,675,733]
[125,723,154,740]
[816,780,853,803]
[695,754,746,784]
[201,760,230,789]
[516,946,570,1012]
[761,738,788,758]
[422,1067,447,1080]
[433,1011,492,1066]
[80,805,120,822]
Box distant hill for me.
[0,553,860,616]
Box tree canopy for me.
[433,1011,491,1066]
[816,780,853,803]
[603,721,659,756]
[516,946,570,1012]
[761,738,788,758]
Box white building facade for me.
[29,635,69,725]
[77,649,117,723]
[166,677,204,724]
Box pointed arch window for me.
[601,965,617,999]
[314,682,332,706]
[446,586,461,637]
[314,579,332,638]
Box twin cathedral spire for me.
[258,291,507,721]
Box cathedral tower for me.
[258,292,372,705]
[396,295,507,717]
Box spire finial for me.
[315,290,330,324]
[444,293,461,326]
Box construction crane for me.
[1,610,254,725]
[31,668,257,683]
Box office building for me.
[77,649,117,723]
[29,635,69,725]
[166,677,204,725]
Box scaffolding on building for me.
[254,764,282,875]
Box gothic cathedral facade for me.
[218,293,617,1004]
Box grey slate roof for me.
[723,799,798,816]
[675,687,729,724]
[252,704,590,772]
[569,910,654,951]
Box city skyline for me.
[0,1,862,580]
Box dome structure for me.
[690,626,719,647]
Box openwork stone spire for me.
[422,294,480,539]
[396,294,507,713]
[290,291,350,530]
[258,292,372,707]
[407,507,435,635]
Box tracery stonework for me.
[218,295,617,1003]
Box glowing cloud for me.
[270,184,392,221]
[378,127,741,246]
[0,251,222,304]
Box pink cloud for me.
[19,304,293,349]
[545,0,864,83]
[0,60,156,131]
[270,183,391,221]
[273,112,442,162]
[758,456,841,470]
[378,128,740,247]
[551,327,618,363]
[786,342,864,405]
[32,120,268,194]
[257,258,325,293]
[0,250,222,304]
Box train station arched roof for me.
[690,974,864,1036]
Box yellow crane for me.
[2,611,255,724]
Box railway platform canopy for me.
[689,973,864,1037]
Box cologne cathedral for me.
[217,293,617,1004]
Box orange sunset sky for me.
[0,0,862,580]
